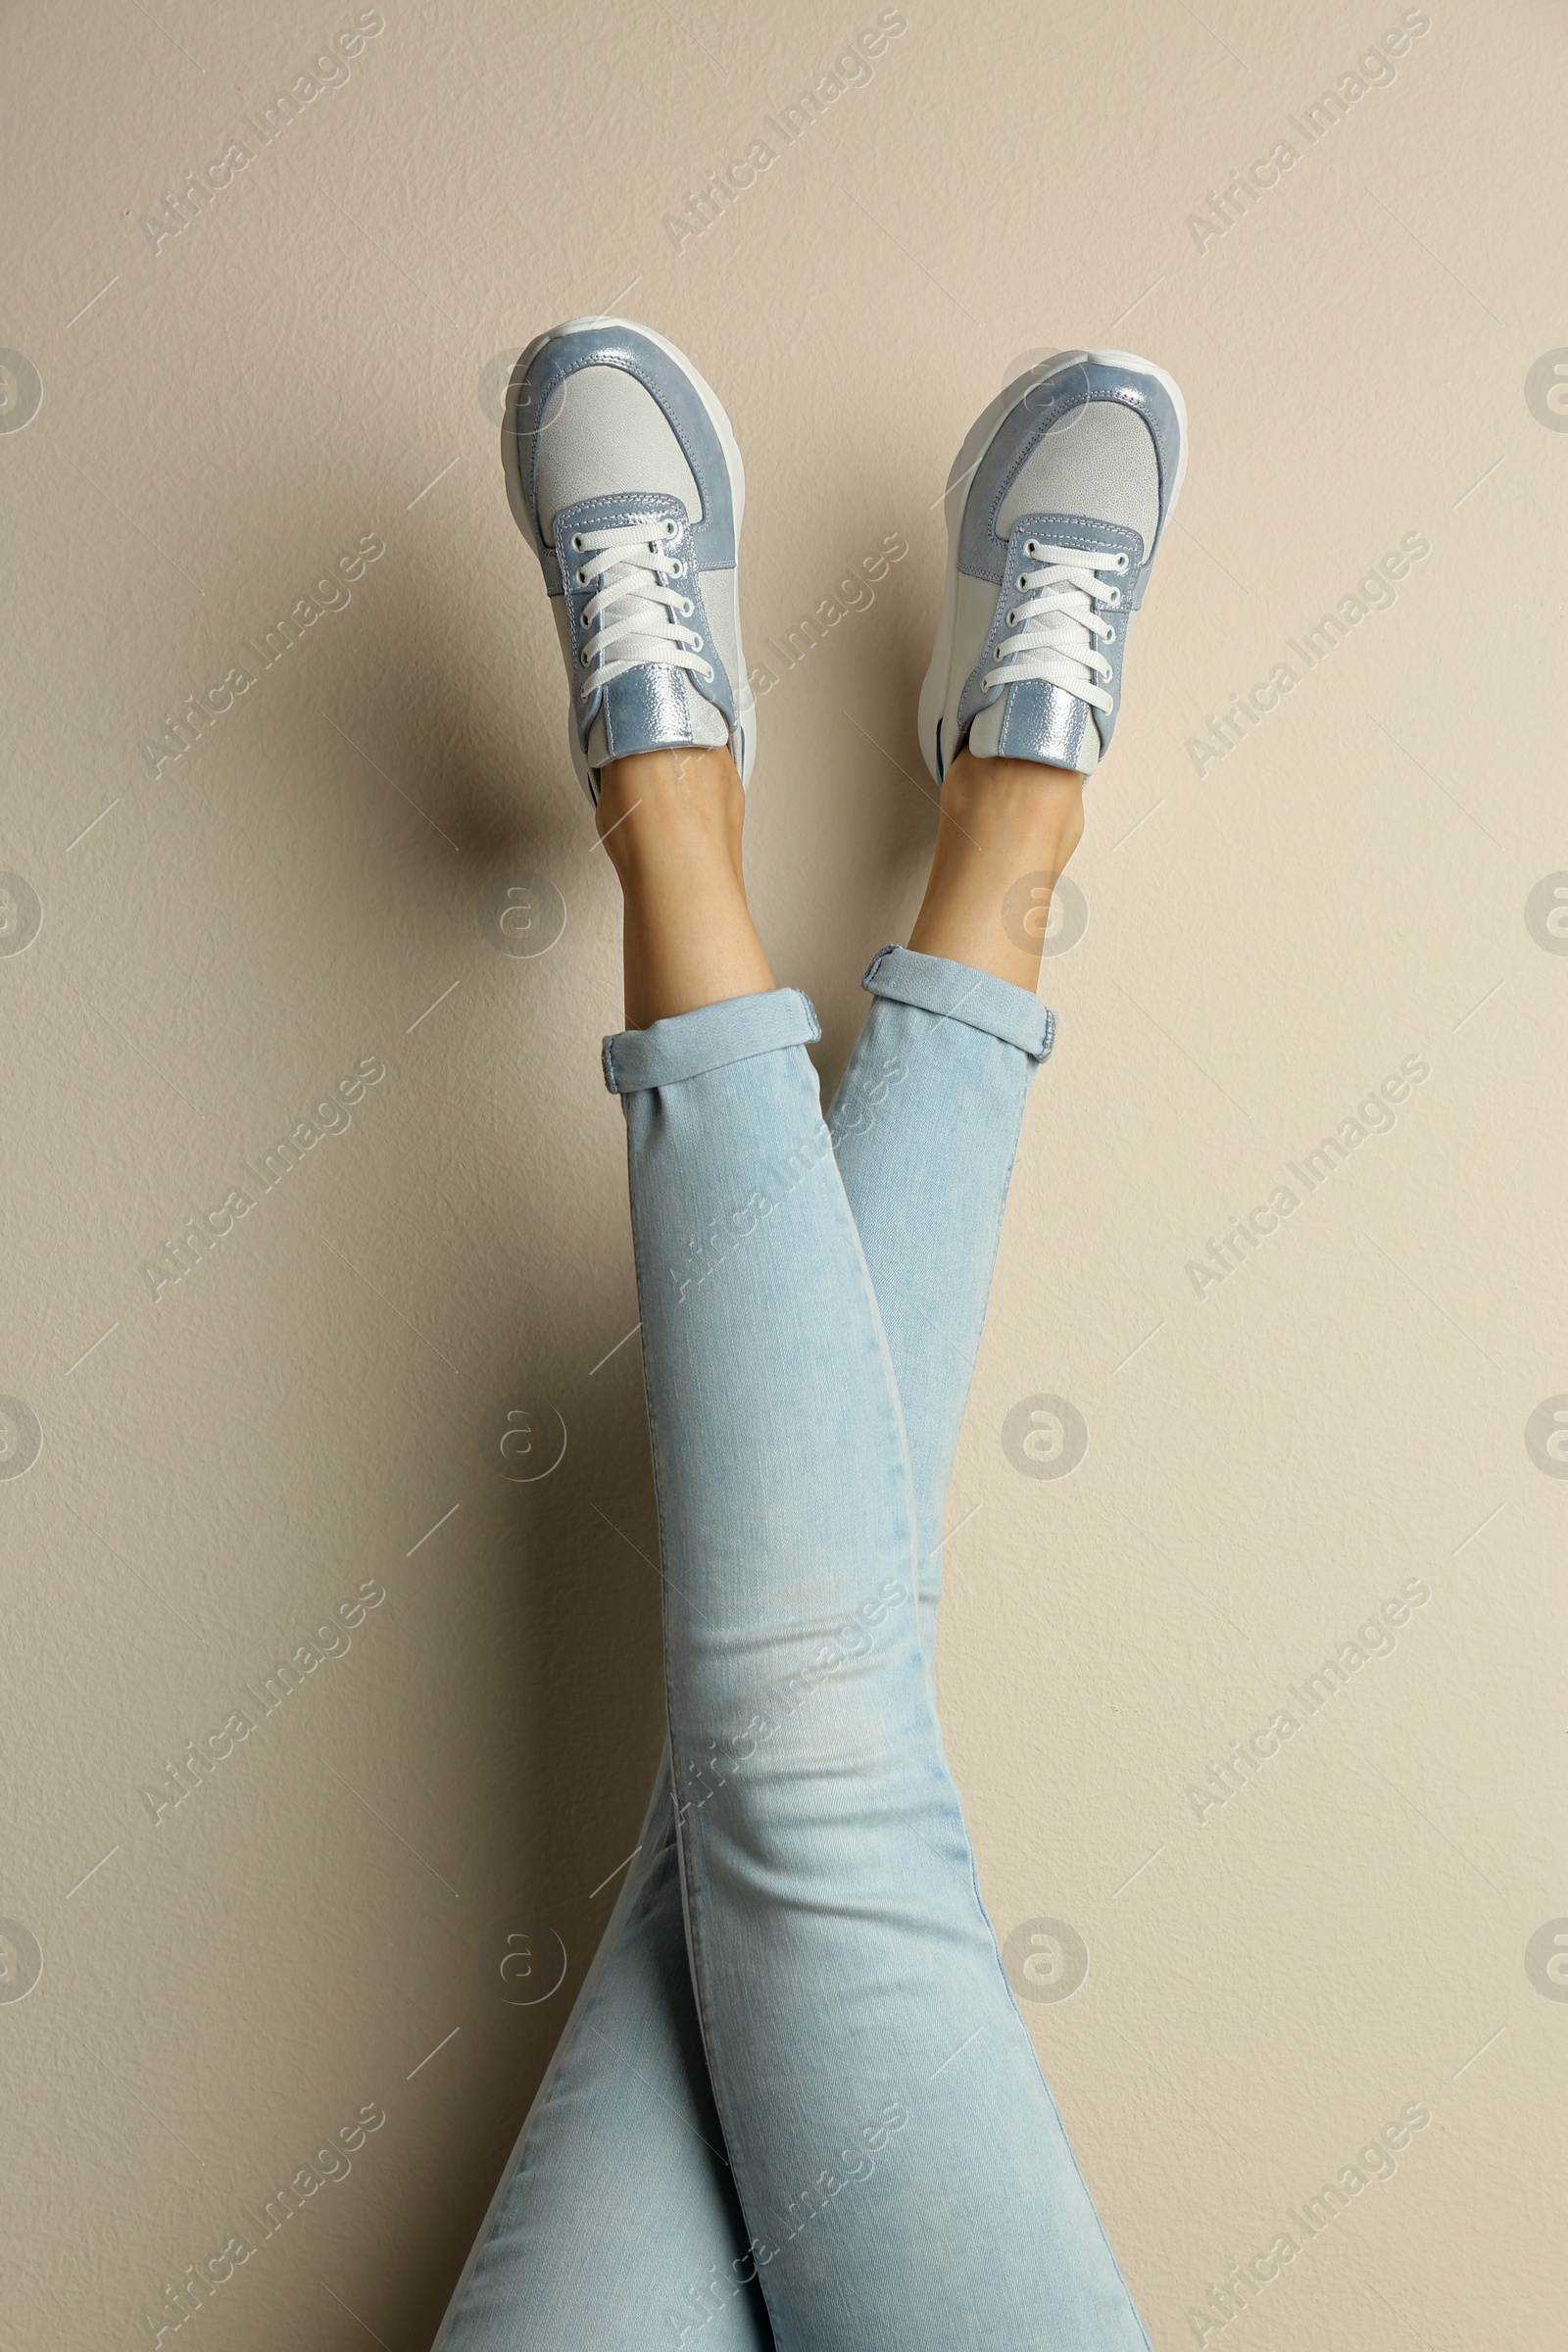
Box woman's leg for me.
[828,749,1084,1655]
[599,747,1149,2350]
[431,757,780,2352]
[436,747,1099,2351]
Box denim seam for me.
[973,1870,1158,2351]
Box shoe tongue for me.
[584,682,726,772]
[966,679,1101,774]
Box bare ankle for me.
[597,744,741,826]
[937,747,1085,867]
[905,748,1087,991]
[593,746,771,1024]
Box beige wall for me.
[3,1,1562,2344]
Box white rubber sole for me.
[502,316,757,801]
[915,348,1190,786]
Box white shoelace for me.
[982,540,1129,712]
[567,516,714,700]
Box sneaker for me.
[918,349,1188,785]
[503,318,755,805]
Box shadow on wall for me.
[235,540,678,2334]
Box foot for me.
[503,318,756,806]
[917,349,1188,786]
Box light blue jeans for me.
[435,947,1152,2352]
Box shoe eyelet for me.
[1017,574,1028,589]
[691,634,703,652]
[664,518,679,538]
[571,533,584,551]
[1025,539,1038,555]
[1005,611,1017,628]
[580,646,592,664]
[1116,552,1129,570]
[1104,625,1116,643]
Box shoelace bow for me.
[567,516,714,698]
[983,540,1129,712]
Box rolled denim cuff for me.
[861,944,1055,1062]
[603,986,821,1095]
